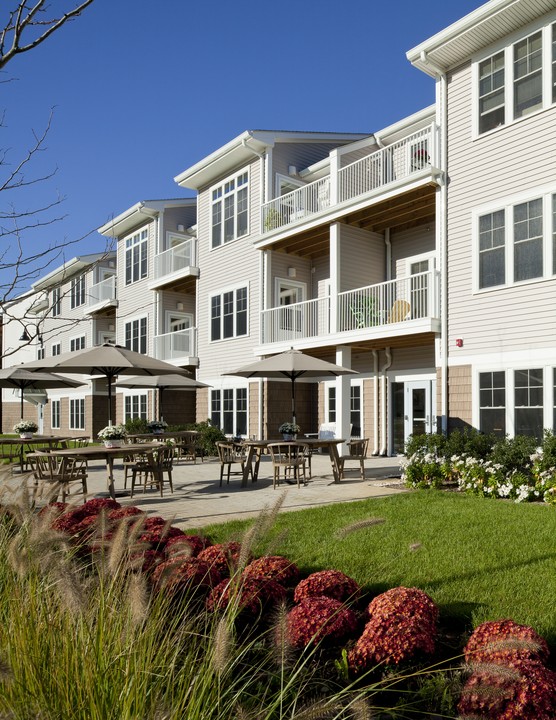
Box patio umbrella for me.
[114,374,211,421]
[225,347,357,426]
[23,344,190,425]
[0,367,85,420]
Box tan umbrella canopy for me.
[114,374,210,421]
[225,347,357,426]
[0,367,85,420]
[23,344,189,425]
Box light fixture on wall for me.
[177,224,185,232]
[287,267,297,278]
[288,165,297,176]
[176,302,184,311]
[19,324,43,344]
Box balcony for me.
[260,271,440,351]
[154,327,198,366]
[149,238,199,292]
[261,124,438,239]
[86,276,117,314]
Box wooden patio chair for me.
[216,441,247,486]
[337,438,369,480]
[267,442,309,489]
[27,452,88,504]
[387,299,410,323]
[130,446,174,498]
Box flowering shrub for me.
[206,574,286,616]
[13,420,38,433]
[243,555,301,587]
[198,542,246,576]
[348,587,438,670]
[293,569,360,604]
[108,506,147,521]
[400,449,448,489]
[458,658,556,720]
[463,619,549,666]
[152,556,222,597]
[285,596,358,649]
[165,534,212,558]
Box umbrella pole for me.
[291,377,296,427]
[159,387,164,422]
[107,373,113,425]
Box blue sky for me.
[4,0,485,291]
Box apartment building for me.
[3,0,554,451]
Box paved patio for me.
[75,451,406,529]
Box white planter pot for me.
[103,440,122,448]
[20,432,34,439]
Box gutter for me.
[380,347,392,456]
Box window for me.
[351,384,362,438]
[210,388,247,436]
[69,398,85,430]
[124,393,147,420]
[327,387,336,423]
[210,286,247,341]
[513,31,542,119]
[476,23,556,135]
[51,400,61,429]
[51,287,61,317]
[479,371,506,437]
[515,368,543,437]
[479,210,505,288]
[70,336,85,352]
[52,343,61,356]
[70,275,85,309]
[125,228,148,285]
[125,317,147,354]
[513,199,543,281]
[37,347,45,360]
[211,171,249,248]
[478,51,505,133]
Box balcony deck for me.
[86,276,117,315]
[148,238,199,292]
[154,327,199,367]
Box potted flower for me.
[147,419,168,435]
[278,422,300,440]
[13,420,38,439]
[97,423,127,448]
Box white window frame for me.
[125,316,147,354]
[70,335,86,352]
[51,287,61,317]
[69,397,85,430]
[51,342,61,356]
[51,399,61,429]
[472,17,556,139]
[125,227,148,285]
[70,274,86,309]
[473,183,556,293]
[209,283,248,342]
[209,386,248,437]
[98,331,116,345]
[210,168,249,249]
[124,392,148,421]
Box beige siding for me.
[339,226,384,291]
[269,251,311,304]
[391,225,436,279]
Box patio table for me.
[0,435,76,472]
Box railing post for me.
[329,149,339,205]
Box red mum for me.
[458,658,556,720]
[198,542,245,576]
[293,569,360,603]
[165,534,212,558]
[152,556,222,597]
[108,506,147,521]
[243,555,301,587]
[285,595,358,648]
[206,574,286,616]
[464,619,549,666]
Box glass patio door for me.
[404,380,433,442]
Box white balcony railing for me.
[154,239,196,279]
[261,272,439,345]
[261,124,437,234]
[87,276,116,306]
[154,327,197,361]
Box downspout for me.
[372,350,379,455]
[384,228,391,281]
[420,50,448,434]
[380,347,392,456]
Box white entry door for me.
[404,380,433,441]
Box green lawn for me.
[200,490,556,648]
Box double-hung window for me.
[70,336,85,352]
[478,210,505,288]
[125,317,147,354]
[70,275,85,309]
[211,171,249,248]
[514,369,543,437]
[476,22,556,135]
[51,400,61,430]
[51,287,61,316]
[69,398,85,430]
[124,393,147,420]
[52,343,61,356]
[125,228,148,285]
[210,388,247,436]
[479,371,506,437]
[210,286,247,341]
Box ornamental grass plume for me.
[164,533,212,558]
[285,595,358,649]
[463,618,549,666]
[198,541,246,576]
[293,569,361,604]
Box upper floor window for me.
[211,170,249,248]
[125,317,147,354]
[476,23,556,136]
[125,228,148,285]
[476,189,556,291]
[51,287,61,316]
[52,343,61,356]
[70,275,85,309]
[210,286,247,341]
[70,336,86,352]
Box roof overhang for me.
[98,198,196,238]
[407,0,555,76]
[174,130,370,191]
[31,253,114,291]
